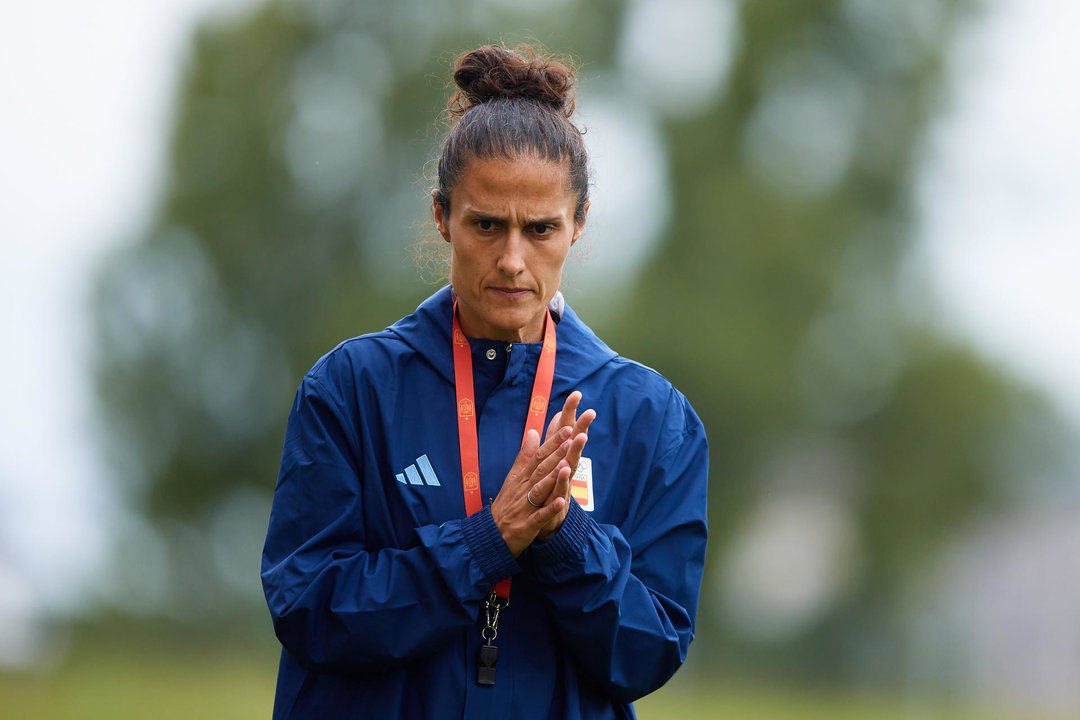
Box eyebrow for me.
[465,209,564,226]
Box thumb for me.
[509,428,541,473]
[544,411,563,443]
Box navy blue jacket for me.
[262,287,708,719]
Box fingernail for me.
[560,426,572,438]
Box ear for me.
[432,190,450,243]
[571,200,590,246]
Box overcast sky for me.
[914,0,1080,428]
[1,0,1077,633]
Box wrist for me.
[535,516,565,544]
[529,499,589,566]
[461,505,521,583]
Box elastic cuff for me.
[529,498,590,568]
[461,505,520,585]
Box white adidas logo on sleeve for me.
[395,454,441,487]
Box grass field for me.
[0,643,1062,720]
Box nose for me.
[496,229,526,277]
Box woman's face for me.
[434,153,588,343]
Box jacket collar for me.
[388,285,618,386]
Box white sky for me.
[0,0,1077,628]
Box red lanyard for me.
[452,302,557,597]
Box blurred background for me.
[2,0,1078,717]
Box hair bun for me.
[449,44,576,119]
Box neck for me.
[455,308,546,344]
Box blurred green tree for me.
[91,0,1066,688]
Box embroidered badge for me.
[570,456,594,511]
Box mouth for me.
[489,287,532,299]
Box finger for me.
[561,391,582,430]
[544,411,563,443]
[528,466,561,505]
[573,408,595,437]
[567,409,595,468]
[547,461,572,505]
[530,493,567,527]
[542,393,580,450]
[524,427,541,453]
[531,437,572,484]
[564,432,589,477]
[526,425,572,477]
[509,428,542,475]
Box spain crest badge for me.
[570,456,594,511]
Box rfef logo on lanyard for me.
[529,394,547,416]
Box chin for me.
[486,309,539,339]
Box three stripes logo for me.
[396,454,441,488]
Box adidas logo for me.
[396,454,441,487]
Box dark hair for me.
[434,45,589,221]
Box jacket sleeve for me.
[523,388,708,703]
[261,373,520,674]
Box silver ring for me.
[526,490,541,508]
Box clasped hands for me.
[490,391,595,557]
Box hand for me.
[490,425,576,557]
[533,392,596,542]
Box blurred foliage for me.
[90,0,1067,693]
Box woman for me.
[262,45,708,719]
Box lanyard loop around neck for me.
[452,301,557,598]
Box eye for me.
[531,223,554,236]
[476,218,498,232]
